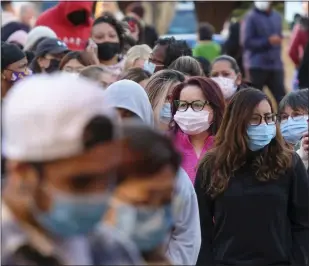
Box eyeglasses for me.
[249,113,277,126]
[175,100,210,112]
[278,114,309,124]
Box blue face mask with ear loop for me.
[160,103,172,124]
[143,60,156,74]
[280,116,308,145]
[247,123,277,151]
[32,185,112,237]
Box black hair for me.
[156,37,192,67]
[198,22,215,41]
[126,2,145,19]
[93,14,126,52]
[83,116,114,149]
[212,55,240,74]
[278,88,309,113]
[194,56,210,76]
[1,1,12,9]
[121,121,181,176]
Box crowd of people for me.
[1,1,309,266]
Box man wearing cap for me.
[1,42,32,99]
[30,37,69,73]
[1,73,144,265]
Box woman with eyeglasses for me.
[278,89,309,169]
[195,88,309,266]
[170,76,226,183]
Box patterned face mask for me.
[10,68,33,82]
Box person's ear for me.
[235,73,242,86]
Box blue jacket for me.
[242,8,283,70]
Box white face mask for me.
[254,1,270,11]
[174,108,211,135]
[211,76,238,99]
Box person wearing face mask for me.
[147,70,186,131]
[210,55,251,101]
[1,42,32,99]
[242,2,285,105]
[35,1,94,50]
[170,77,225,183]
[278,89,309,169]
[147,70,202,265]
[195,88,309,266]
[149,37,192,73]
[30,38,69,74]
[123,44,154,74]
[2,73,144,265]
[90,15,126,77]
[105,121,182,265]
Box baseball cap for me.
[2,73,116,162]
[35,37,69,57]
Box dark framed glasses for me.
[174,100,210,112]
[249,113,277,126]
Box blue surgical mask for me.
[34,188,111,237]
[160,103,172,124]
[114,203,174,251]
[280,116,308,145]
[247,123,276,151]
[143,60,156,74]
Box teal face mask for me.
[247,123,276,151]
[33,188,111,237]
[280,116,308,145]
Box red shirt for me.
[288,24,309,66]
[35,1,93,51]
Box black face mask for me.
[96,42,120,61]
[45,59,60,73]
[67,10,87,25]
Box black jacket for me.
[195,153,309,266]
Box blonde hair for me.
[146,70,185,126]
[124,44,152,71]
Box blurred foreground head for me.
[2,73,137,237]
[107,120,182,252]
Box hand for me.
[268,35,282,45]
[301,133,309,153]
[86,38,100,65]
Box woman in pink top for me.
[170,77,225,183]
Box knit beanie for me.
[1,42,26,71]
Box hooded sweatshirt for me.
[104,79,201,265]
[35,1,93,50]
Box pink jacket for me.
[174,131,214,184]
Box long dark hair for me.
[199,88,293,198]
[169,76,226,136]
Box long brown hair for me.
[199,88,293,197]
[169,76,226,136]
